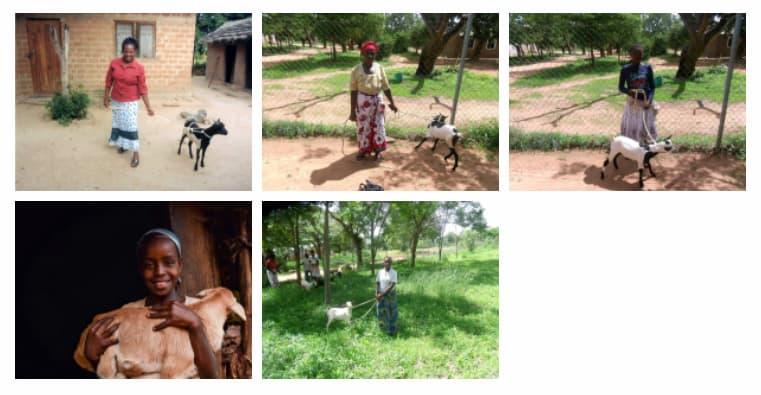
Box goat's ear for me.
[229,302,247,321]
[196,288,213,298]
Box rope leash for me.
[357,301,376,321]
[631,88,657,145]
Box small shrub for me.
[45,87,91,126]
[707,64,728,75]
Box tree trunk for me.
[470,40,486,60]
[323,203,331,305]
[331,41,337,61]
[353,236,363,268]
[410,234,419,268]
[676,43,703,79]
[589,43,595,65]
[294,218,301,286]
[438,233,444,262]
[370,233,376,276]
[416,40,445,76]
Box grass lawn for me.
[263,52,389,80]
[308,67,499,101]
[566,70,746,105]
[512,57,623,88]
[262,248,499,378]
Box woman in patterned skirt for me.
[104,37,155,168]
[349,41,398,161]
[618,44,657,144]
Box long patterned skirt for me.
[356,92,387,155]
[109,99,140,152]
[620,97,657,144]
[376,290,398,335]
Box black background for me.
[15,202,171,378]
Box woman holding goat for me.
[618,44,657,144]
[376,257,398,336]
[349,41,399,161]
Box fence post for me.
[716,13,743,150]
[451,14,474,124]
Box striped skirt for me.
[620,97,657,144]
[108,99,140,152]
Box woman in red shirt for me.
[104,37,155,168]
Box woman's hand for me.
[84,317,120,364]
[103,96,110,109]
[388,103,398,113]
[375,292,383,301]
[147,107,155,116]
[148,300,203,332]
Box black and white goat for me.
[601,135,673,188]
[178,119,228,171]
[414,114,461,171]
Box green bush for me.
[45,87,91,126]
[391,33,411,54]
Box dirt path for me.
[263,137,498,191]
[16,77,251,190]
[510,150,745,191]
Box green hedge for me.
[264,119,499,152]
[509,128,746,160]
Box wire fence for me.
[262,14,499,142]
[508,14,746,145]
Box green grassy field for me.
[310,67,499,101]
[262,248,499,378]
[262,52,390,80]
[512,56,746,105]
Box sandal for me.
[117,147,126,154]
[130,156,140,168]
[356,153,366,161]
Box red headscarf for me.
[360,41,379,54]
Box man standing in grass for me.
[376,257,398,336]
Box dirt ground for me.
[16,77,251,190]
[509,56,746,136]
[510,150,745,191]
[263,137,498,191]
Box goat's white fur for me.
[601,135,673,187]
[326,302,353,329]
[425,122,460,148]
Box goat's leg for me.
[326,317,333,329]
[431,138,440,151]
[188,141,194,159]
[200,147,207,168]
[194,148,201,171]
[601,158,609,179]
[177,135,186,155]
[450,148,459,171]
[613,153,621,170]
[638,168,645,188]
[414,137,427,150]
[646,159,656,177]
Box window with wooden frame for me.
[115,21,156,58]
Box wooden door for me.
[26,19,62,95]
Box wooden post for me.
[169,205,220,295]
[238,213,252,359]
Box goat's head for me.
[345,301,353,309]
[208,119,229,136]
[651,135,673,153]
[196,287,246,321]
[431,113,447,124]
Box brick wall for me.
[16,13,195,99]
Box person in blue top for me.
[618,44,658,144]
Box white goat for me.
[601,135,674,188]
[414,114,461,171]
[301,278,316,290]
[326,302,353,329]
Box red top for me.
[105,58,148,102]
[264,257,279,271]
